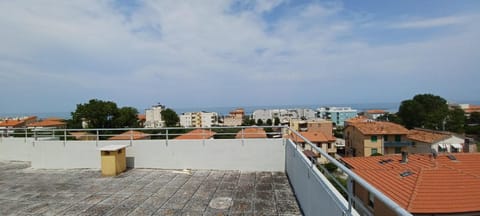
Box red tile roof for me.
[366,109,387,114]
[407,128,452,144]
[291,131,335,143]
[464,105,480,114]
[174,129,216,140]
[342,154,480,214]
[0,120,25,127]
[108,131,150,140]
[137,114,146,121]
[28,120,66,127]
[347,121,409,135]
[235,127,267,139]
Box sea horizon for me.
[2,100,479,120]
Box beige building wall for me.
[354,182,396,216]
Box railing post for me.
[130,130,133,146]
[165,129,169,146]
[347,176,353,215]
[24,128,28,143]
[64,129,67,146]
[96,130,99,147]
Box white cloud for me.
[0,1,478,112]
[390,15,470,29]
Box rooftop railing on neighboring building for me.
[0,126,411,216]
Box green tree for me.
[445,107,465,133]
[266,119,273,126]
[114,107,139,128]
[161,108,179,127]
[274,117,280,126]
[468,112,480,124]
[398,94,449,129]
[71,99,119,128]
[256,119,264,126]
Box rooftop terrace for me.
[0,161,300,215]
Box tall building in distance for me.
[145,104,165,128]
[317,107,358,127]
[180,111,219,128]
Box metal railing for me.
[383,141,412,147]
[288,129,412,216]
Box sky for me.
[0,0,479,113]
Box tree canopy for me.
[71,99,139,128]
[398,94,449,130]
[161,108,180,127]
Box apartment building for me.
[289,119,333,135]
[180,112,219,128]
[145,104,165,128]
[223,108,244,126]
[317,107,358,127]
[364,109,387,120]
[342,154,480,216]
[0,116,37,136]
[253,108,316,124]
[291,131,336,164]
[344,121,410,157]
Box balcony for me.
[384,141,412,147]
[0,126,411,216]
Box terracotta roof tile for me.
[0,120,24,127]
[366,109,387,114]
[174,129,216,140]
[347,121,408,135]
[291,131,335,143]
[342,154,480,214]
[28,120,66,127]
[108,131,150,140]
[235,127,267,139]
[407,129,451,144]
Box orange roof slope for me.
[108,131,150,140]
[407,129,451,144]
[0,120,25,127]
[174,129,216,140]
[291,131,335,143]
[235,127,267,139]
[28,120,66,127]
[366,109,387,114]
[342,154,480,214]
[348,121,408,135]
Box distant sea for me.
[3,101,478,119]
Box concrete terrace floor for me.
[0,161,302,216]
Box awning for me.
[438,144,447,149]
[451,143,463,149]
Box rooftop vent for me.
[447,154,457,161]
[400,170,413,177]
[379,159,393,165]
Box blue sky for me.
[0,0,479,113]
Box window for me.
[395,147,402,153]
[371,135,378,142]
[371,148,378,155]
[384,135,388,141]
[368,192,374,208]
[412,142,416,147]
[395,135,401,142]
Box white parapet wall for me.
[0,138,285,171]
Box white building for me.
[253,108,317,124]
[407,128,466,154]
[145,104,165,128]
[180,111,219,128]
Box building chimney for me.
[401,151,408,163]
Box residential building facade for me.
[317,107,358,127]
[344,121,410,157]
[180,111,219,128]
[364,109,387,120]
[407,128,465,154]
[289,119,333,136]
[145,104,165,128]
[253,108,316,124]
[222,108,244,126]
